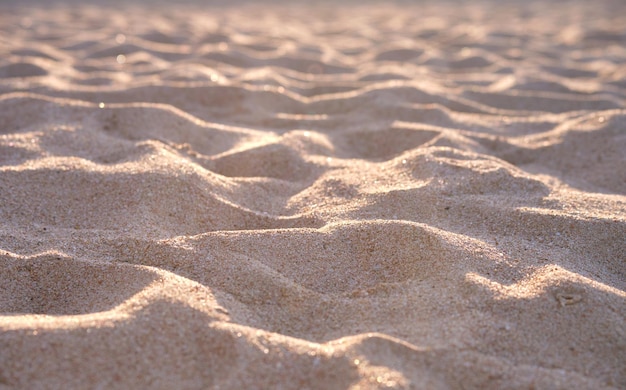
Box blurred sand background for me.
[0,0,624,388]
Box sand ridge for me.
[0,1,625,389]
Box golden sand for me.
[0,1,624,388]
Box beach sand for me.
[0,0,624,388]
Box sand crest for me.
[0,0,624,388]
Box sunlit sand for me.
[0,0,624,388]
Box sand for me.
[0,0,624,388]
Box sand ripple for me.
[0,1,624,389]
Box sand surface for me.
[0,0,625,388]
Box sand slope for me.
[0,1,625,389]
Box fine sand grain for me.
[0,0,625,388]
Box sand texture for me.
[0,0,625,388]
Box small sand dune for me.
[0,1,624,388]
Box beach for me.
[0,0,624,388]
